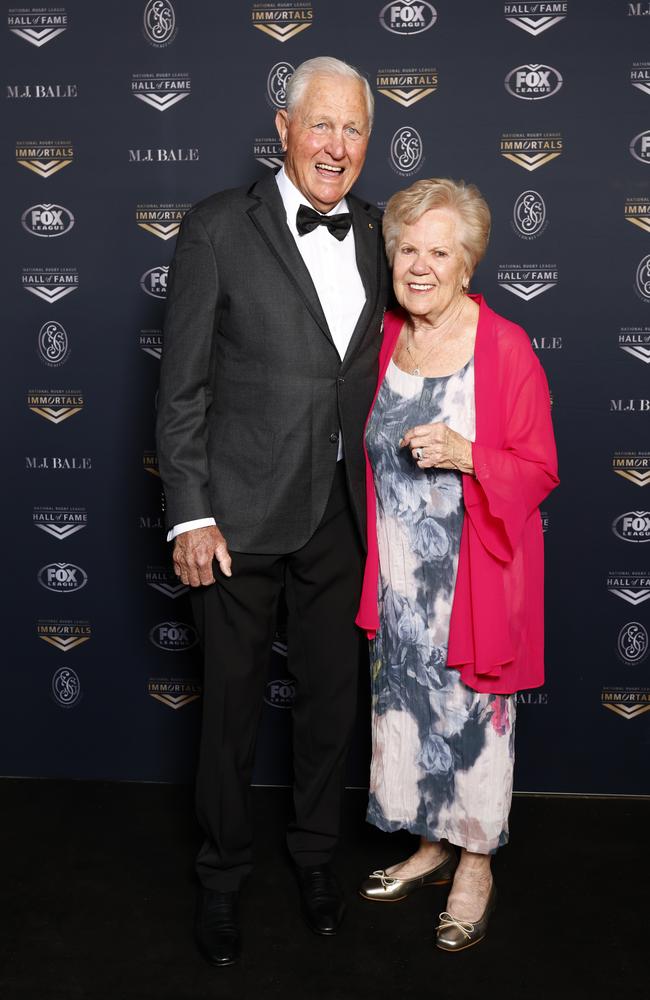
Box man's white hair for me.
[285,56,374,129]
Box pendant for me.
[411,367,421,376]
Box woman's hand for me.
[400,423,474,475]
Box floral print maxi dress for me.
[365,358,516,855]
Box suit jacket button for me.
[329,432,339,443]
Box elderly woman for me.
[356,178,558,951]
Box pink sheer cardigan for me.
[355,295,560,694]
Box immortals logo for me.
[629,130,650,164]
[512,190,548,239]
[617,622,649,664]
[6,83,77,99]
[37,619,91,652]
[379,1,437,35]
[504,2,567,35]
[505,64,562,101]
[128,147,199,163]
[376,68,438,108]
[601,686,650,720]
[143,0,177,46]
[635,255,650,300]
[146,565,189,599]
[390,127,424,176]
[266,61,294,108]
[8,6,67,46]
[612,511,650,543]
[143,451,159,477]
[22,204,74,238]
[38,320,70,367]
[140,266,168,299]
[618,327,650,364]
[140,329,163,359]
[253,137,284,169]
[16,140,73,179]
[33,504,87,540]
[497,264,558,301]
[148,677,201,709]
[251,2,313,42]
[38,562,88,593]
[612,452,650,487]
[607,570,650,606]
[149,621,198,652]
[264,677,296,708]
[500,131,563,171]
[27,390,83,424]
[52,667,81,708]
[22,267,78,304]
[631,61,650,95]
[136,204,188,240]
[131,72,190,111]
[624,197,650,234]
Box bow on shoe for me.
[436,911,475,941]
[368,869,398,889]
[296,204,352,241]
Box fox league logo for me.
[380,2,437,35]
[140,266,168,298]
[505,64,562,100]
[38,562,88,593]
[22,204,74,237]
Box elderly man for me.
[156,57,388,965]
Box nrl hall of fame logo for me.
[8,6,67,46]
[379,1,437,35]
[500,132,563,172]
[38,320,70,367]
[38,561,88,594]
[139,329,163,359]
[601,686,650,721]
[146,565,189,599]
[390,127,424,177]
[629,129,650,165]
[504,2,567,36]
[635,254,650,301]
[148,677,201,709]
[149,621,198,652]
[136,204,188,240]
[505,64,563,101]
[612,511,650,543]
[617,622,650,665]
[497,264,558,301]
[22,267,78,304]
[22,203,74,238]
[37,618,91,652]
[512,190,548,239]
[131,72,190,112]
[16,140,73,179]
[27,389,83,424]
[140,266,169,299]
[251,2,313,42]
[618,327,650,364]
[624,197,650,233]
[33,504,87,540]
[631,61,650,96]
[253,137,284,169]
[607,570,650,607]
[376,68,438,108]
[52,667,81,708]
[143,450,159,476]
[266,61,294,109]
[143,0,177,47]
[612,452,650,488]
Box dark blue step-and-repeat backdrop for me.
[2,0,649,794]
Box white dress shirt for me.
[169,167,366,541]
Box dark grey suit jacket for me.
[156,170,389,554]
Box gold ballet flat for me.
[435,883,497,952]
[359,851,457,902]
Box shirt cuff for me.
[167,517,216,542]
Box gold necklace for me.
[404,297,465,376]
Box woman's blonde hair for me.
[383,178,491,276]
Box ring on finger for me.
[414,447,424,461]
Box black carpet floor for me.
[0,780,646,1000]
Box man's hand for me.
[173,525,232,586]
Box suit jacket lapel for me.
[341,196,381,368]
[245,172,335,348]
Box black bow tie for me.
[296,204,352,241]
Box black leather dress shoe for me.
[296,864,346,936]
[194,889,240,966]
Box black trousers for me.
[191,463,365,891]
